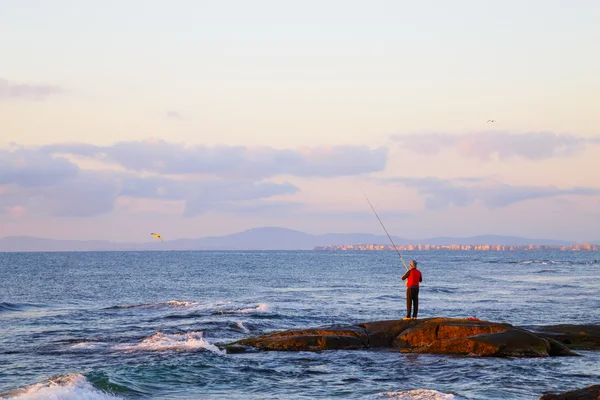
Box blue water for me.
[1,251,599,399]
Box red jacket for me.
[402,268,422,287]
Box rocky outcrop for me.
[525,324,600,350]
[540,384,600,399]
[230,318,578,357]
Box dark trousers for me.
[406,287,419,318]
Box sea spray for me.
[0,374,122,400]
[375,389,455,400]
[234,321,250,333]
[237,303,269,313]
[105,300,196,310]
[113,331,225,355]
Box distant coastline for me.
[315,243,599,251]
[1,227,598,252]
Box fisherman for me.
[402,260,422,320]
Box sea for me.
[1,250,599,400]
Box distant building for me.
[314,243,599,252]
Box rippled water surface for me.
[1,250,599,399]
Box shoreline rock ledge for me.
[227,318,583,357]
[540,384,600,400]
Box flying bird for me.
[151,233,163,242]
[487,119,496,123]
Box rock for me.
[540,384,600,399]
[222,344,257,354]
[236,325,368,351]
[392,319,574,357]
[232,318,579,357]
[525,324,600,350]
[357,319,416,347]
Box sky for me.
[1,0,599,242]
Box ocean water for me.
[1,250,599,399]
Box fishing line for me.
[362,190,408,271]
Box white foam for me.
[113,331,225,355]
[165,300,195,307]
[1,374,121,400]
[235,321,250,333]
[376,389,455,400]
[70,342,107,350]
[111,300,197,310]
[237,303,269,313]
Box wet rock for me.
[236,325,368,351]
[233,318,579,357]
[223,344,256,354]
[357,320,415,347]
[540,384,600,399]
[525,324,600,350]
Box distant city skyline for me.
[1,1,599,242]
[316,244,600,252]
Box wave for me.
[70,341,109,350]
[0,374,122,400]
[234,321,250,333]
[104,300,196,310]
[428,288,454,294]
[518,260,596,266]
[0,302,44,313]
[375,389,455,399]
[113,331,225,355]
[237,303,269,313]
[214,303,269,315]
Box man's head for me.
[409,260,417,269]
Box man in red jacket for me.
[401,260,422,320]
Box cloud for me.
[0,149,79,187]
[1,171,120,218]
[119,175,301,216]
[392,132,600,161]
[183,181,300,216]
[166,111,184,119]
[0,146,302,218]
[5,205,26,218]
[43,139,388,178]
[0,78,65,101]
[387,177,600,209]
[42,173,120,217]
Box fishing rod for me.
[362,191,408,271]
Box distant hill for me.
[0,227,582,252]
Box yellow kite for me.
[150,233,163,242]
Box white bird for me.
[487,119,496,123]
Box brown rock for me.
[393,318,509,348]
[237,324,368,351]
[232,318,581,357]
[540,384,600,399]
[468,329,554,357]
[358,319,415,347]
[527,324,600,350]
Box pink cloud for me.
[7,205,26,217]
[43,139,387,178]
[393,132,600,161]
